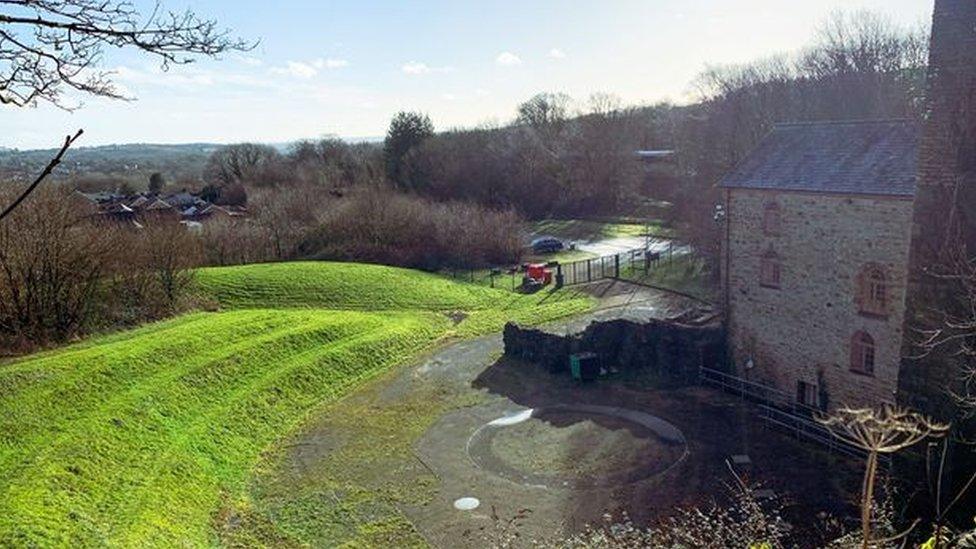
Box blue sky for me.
[0,0,932,149]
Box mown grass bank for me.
[0,261,594,546]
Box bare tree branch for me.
[0,0,255,109]
[0,129,83,223]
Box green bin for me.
[569,352,598,381]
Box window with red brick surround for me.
[856,264,887,316]
[762,202,782,236]
[850,331,875,375]
[760,250,781,288]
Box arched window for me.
[762,202,782,236]
[760,250,781,288]
[857,265,887,316]
[850,331,875,375]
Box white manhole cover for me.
[453,497,480,511]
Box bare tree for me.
[0,1,252,220]
[0,0,254,109]
[516,92,572,148]
[203,143,284,188]
[0,185,121,345]
[250,184,329,260]
[137,219,202,308]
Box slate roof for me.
[720,119,918,197]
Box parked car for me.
[531,236,564,254]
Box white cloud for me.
[441,93,456,101]
[475,88,490,97]
[495,52,522,66]
[402,61,431,75]
[114,65,216,87]
[272,61,318,79]
[271,58,348,79]
[401,61,453,75]
[314,58,349,69]
[238,55,263,67]
[548,48,565,59]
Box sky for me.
[0,0,933,149]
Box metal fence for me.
[699,366,883,463]
[558,254,619,286]
[441,240,686,291]
[757,405,885,463]
[557,247,668,286]
[699,366,819,416]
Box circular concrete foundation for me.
[466,404,687,489]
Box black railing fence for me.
[556,244,676,286]
[699,366,886,464]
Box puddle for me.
[488,409,533,426]
[453,497,480,511]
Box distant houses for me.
[76,189,246,228]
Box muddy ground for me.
[243,282,862,547]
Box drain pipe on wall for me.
[723,188,733,372]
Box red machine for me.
[524,263,553,285]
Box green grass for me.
[528,218,672,241]
[0,261,593,547]
[196,261,509,311]
[619,253,717,303]
[524,248,599,264]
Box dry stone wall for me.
[503,318,724,386]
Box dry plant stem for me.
[818,406,949,549]
[861,450,879,549]
[0,129,83,223]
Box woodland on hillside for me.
[0,9,931,349]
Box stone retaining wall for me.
[503,318,725,386]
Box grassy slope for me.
[0,261,593,547]
[197,261,594,337]
[619,253,717,303]
[196,262,506,311]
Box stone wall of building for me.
[723,188,915,409]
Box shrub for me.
[0,186,202,351]
[299,187,522,271]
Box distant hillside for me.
[0,137,383,185]
[0,143,221,183]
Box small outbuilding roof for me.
[720,119,918,197]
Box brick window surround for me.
[850,331,876,375]
[797,380,818,407]
[762,202,782,235]
[857,264,888,317]
[760,250,781,288]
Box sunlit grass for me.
[528,218,672,241]
[0,260,593,546]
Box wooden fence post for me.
[614,254,620,278]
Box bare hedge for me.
[299,187,522,271]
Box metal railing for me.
[557,246,668,287]
[699,366,820,416]
[699,366,883,463]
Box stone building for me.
[720,119,918,410]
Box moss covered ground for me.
[0,261,593,546]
